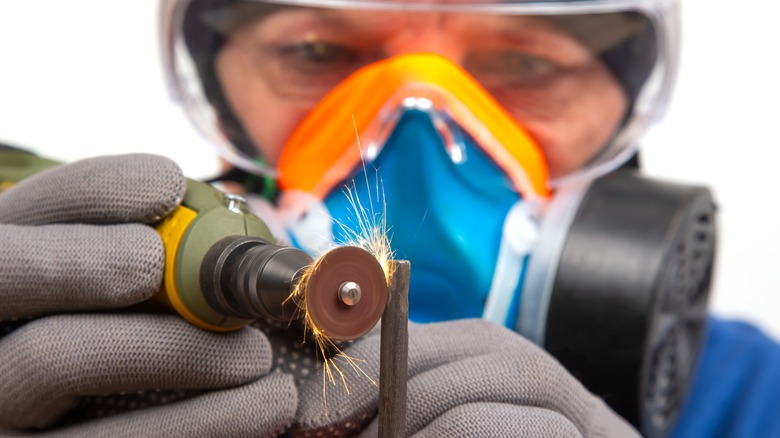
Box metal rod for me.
[379,260,410,438]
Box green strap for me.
[244,157,277,201]
[0,150,61,184]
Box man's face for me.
[214,7,627,178]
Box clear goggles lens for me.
[166,0,673,182]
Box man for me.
[168,1,694,433]
[1,0,777,436]
[162,2,780,435]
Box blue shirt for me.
[672,317,780,437]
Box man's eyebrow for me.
[544,13,648,53]
[199,3,377,34]
[200,3,285,34]
[489,17,581,52]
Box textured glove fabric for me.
[0,154,184,318]
[0,153,184,225]
[386,403,583,437]
[16,373,297,438]
[294,320,639,438]
[0,314,285,430]
[0,223,163,318]
[0,155,297,435]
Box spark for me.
[283,115,396,415]
[286,251,380,414]
[344,114,395,282]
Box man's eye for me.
[503,53,556,78]
[466,51,560,85]
[275,42,358,73]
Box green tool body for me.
[0,150,388,339]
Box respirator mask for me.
[161,1,716,436]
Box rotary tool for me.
[154,178,388,339]
[0,149,389,341]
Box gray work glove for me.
[292,319,640,437]
[0,154,296,436]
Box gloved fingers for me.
[24,373,297,438]
[295,319,638,437]
[401,353,639,437]
[319,319,543,377]
[295,319,547,428]
[0,223,163,319]
[293,337,381,432]
[358,403,583,438]
[0,154,184,226]
[293,353,595,437]
[0,314,273,430]
[296,320,536,430]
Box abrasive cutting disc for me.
[305,246,388,341]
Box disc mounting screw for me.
[339,281,362,306]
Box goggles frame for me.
[159,0,679,186]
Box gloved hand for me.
[0,154,296,436]
[293,319,640,437]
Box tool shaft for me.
[379,260,410,438]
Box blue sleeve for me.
[671,317,780,437]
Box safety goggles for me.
[161,0,678,186]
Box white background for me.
[1,2,779,338]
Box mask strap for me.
[517,181,591,344]
[482,201,540,326]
